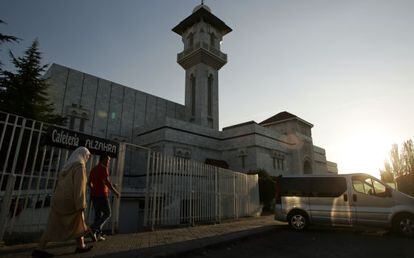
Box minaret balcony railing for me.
[177,42,227,62]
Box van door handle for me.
[352,194,357,202]
[343,194,348,202]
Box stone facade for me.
[45,4,338,177]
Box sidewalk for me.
[0,215,283,258]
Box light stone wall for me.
[79,74,98,134]
[134,117,222,163]
[45,63,335,177]
[184,64,219,129]
[134,119,298,175]
[45,63,186,142]
[221,123,291,175]
[313,145,328,174]
[327,161,339,174]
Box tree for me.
[0,19,20,69]
[249,169,276,212]
[382,139,414,196]
[380,161,394,183]
[390,144,403,177]
[0,39,65,124]
[401,140,414,175]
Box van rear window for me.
[309,177,347,197]
[280,177,347,197]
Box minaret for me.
[172,3,232,130]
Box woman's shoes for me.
[31,249,54,258]
[75,245,93,253]
[86,228,97,242]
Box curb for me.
[156,225,281,258]
[92,224,285,258]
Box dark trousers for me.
[91,196,111,234]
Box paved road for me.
[181,226,413,258]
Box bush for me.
[249,169,276,212]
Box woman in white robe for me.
[32,147,93,257]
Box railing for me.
[0,111,261,240]
[0,112,123,241]
[177,41,227,62]
[143,152,260,229]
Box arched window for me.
[210,33,216,49]
[191,74,196,116]
[208,74,213,116]
[187,32,194,48]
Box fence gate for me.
[0,112,125,242]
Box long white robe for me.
[41,161,88,241]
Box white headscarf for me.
[61,147,91,172]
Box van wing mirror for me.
[386,188,392,197]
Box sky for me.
[1,0,413,178]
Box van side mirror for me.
[386,188,392,197]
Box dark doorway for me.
[304,160,313,174]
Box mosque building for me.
[45,3,338,177]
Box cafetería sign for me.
[44,126,119,157]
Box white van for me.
[274,173,414,236]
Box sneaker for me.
[97,235,106,241]
[89,231,97,242]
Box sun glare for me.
[337,127,395,179]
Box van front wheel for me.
[393,214,414,237]
[288,212,308,231]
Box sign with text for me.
[43,126,119,158]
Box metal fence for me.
[143,151,260,229]
[0,112,124,241]
[0,111,261,240]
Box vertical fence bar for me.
[0,174,16,241]
[176,157,180,224]
[0,116,19,190]
[216,167,218,221]
[151,153,159,229]
[150,151,156,228]
[143,150,151,226]
[40,147,55,209]
[195,162,199,224]
[156,154,163,226]
[158,154,163,226]
[181,158,186,225]
[188,160,192,225]
[0,113,10,151]
[30,146,47,230]
[160,155,166,225]
[9,119,34,231]
[169,156,173,224]
[112,143,125,234]
[172,156,177,225]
